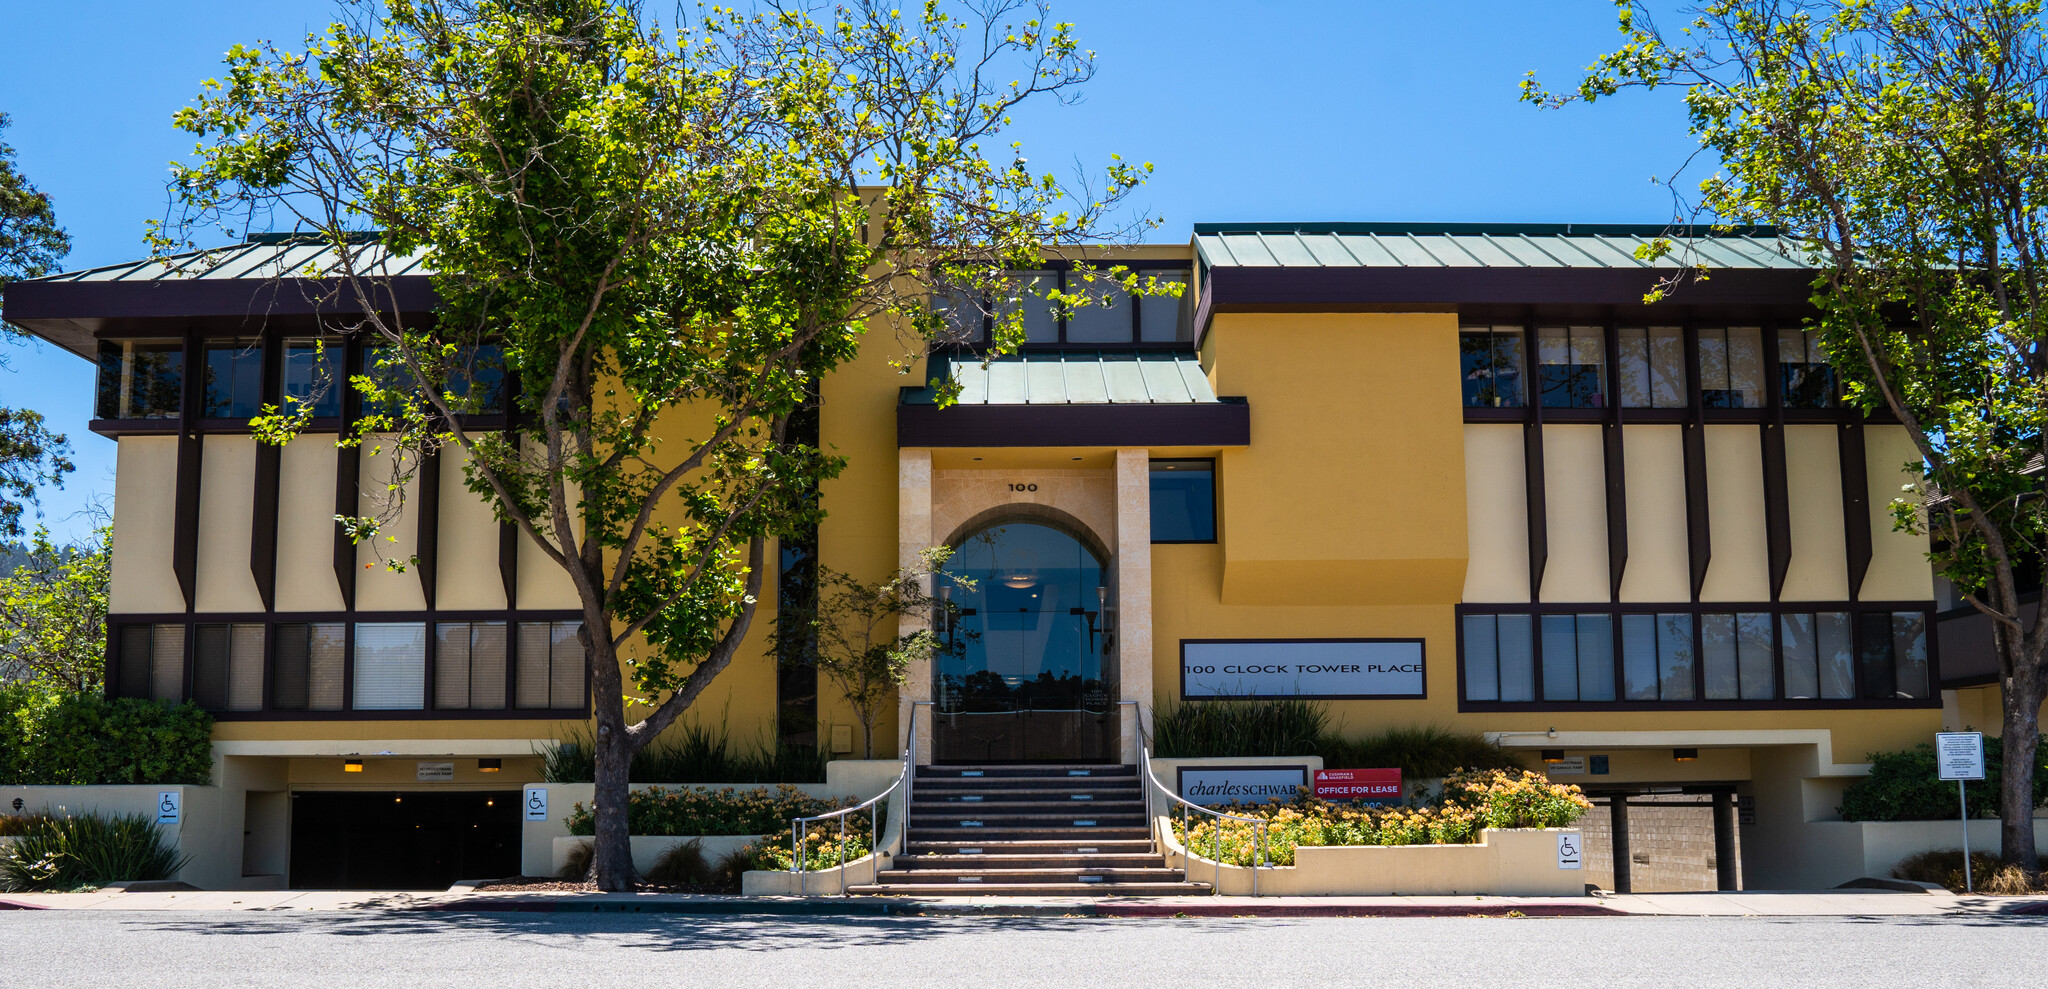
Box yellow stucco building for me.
[3,222,1963,891]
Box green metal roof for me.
[1192,223,1816,271]
[18,236,429,284]
[904,351,1219,406]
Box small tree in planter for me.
[774,547,965,759]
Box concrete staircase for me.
[846,763,1212,896]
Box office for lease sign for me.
[1181,639,1425,699]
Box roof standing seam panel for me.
[1590,234,1651,268]
[1101,355,1151,403]
[985,360,1028,404]
[1432,235,1488,266]
[1065,353,1110,404]
[954,360,990,404]
[1514,233,1571,267]
[1024,355,1066,404]
[1221,233,1277,266]
[1340,234,1401,267]
[1138,355,1184,403]
[1472,234,1531,268]
[1549,236,1613,266]
[1173,357,1217,402]
[1298,234,1357,267]
[1404,234,1450,267]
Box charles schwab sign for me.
[1176,765,1309,807]
[1180,639,1426,700]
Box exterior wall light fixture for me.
[1672,748,1699,762]
[344,759,364,773]
[1540,749,1566,764]
[478,758,502,773]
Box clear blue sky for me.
[0,1,1703,543]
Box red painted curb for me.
[1095,902,1624,919]
[0,899,47,910]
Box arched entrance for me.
[933,515,1117,763]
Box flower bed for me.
[1172,769,1591,866]
[563,784,855,837]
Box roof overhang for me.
[897,399,1250,448]
[3,276,438,359]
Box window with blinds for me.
[115,624,187,702]
[435,622,508,710]
[516,620,585,710]
[353,622,427,710]
[271,622,345,711]
[193,624,265,712]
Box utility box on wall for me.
[831,725,854,754]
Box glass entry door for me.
[934,521,1116,763]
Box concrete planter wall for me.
[1161,820,1585,896]
[548,834,762,877]
[0,785,219,887]
[1782,816,2048,890]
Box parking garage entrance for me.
[289,790,521,889]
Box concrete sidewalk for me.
[3,886,2046,918]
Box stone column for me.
[1114,449,1153,763]
[898,448,934,764]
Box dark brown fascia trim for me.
[896,401,1250,448]
[1204,265,1819,310]
[3,275,436,333]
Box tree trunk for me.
[862,716,874,761]
[2000,662,2043,873]
[584,625,638,891]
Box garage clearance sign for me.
[1180,639,1426,700]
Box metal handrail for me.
[791,701,925,896]
[1135,735,1270,897]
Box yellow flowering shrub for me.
[562,784,859,837]
[743,813,878,871]
[1168,769,1587,867]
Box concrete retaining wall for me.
[548,835,763,877]
[1778,817,2048,889]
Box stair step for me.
[910,827,1151,842]
[896,853,1166,869]
[846,881,1212,897]
[905,839,1156,855]
[922,790,1143,803]
[877,868,1189,884]
[911,813,1146,827]
[918,765,1135,779]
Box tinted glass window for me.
[1064,269,1133,343]
[280,338,341,417]
[1778,327,1836,408]
[1150,460,1215,542]
[1699,326,1765,408]
[1459,325,1525,408]
[1138,272,1189,342]
[1618,326,1686,408]
[443,343,506,415]
[1537,325,1605,408]
[95,340,184,419]
[202,340,264,418]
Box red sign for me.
[1314,768,1403,802]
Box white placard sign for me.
[156,791,181,825]
[1544,757,1587,777]
[1176,765,1308,807]
[1937,732,1986,781]
[417,762,456,782]
[1557,832,1582,870]
[524,787,550,821]
[1181,640,1426,699]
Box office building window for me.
[1459,325,1525,408]
[435,621,508,710]
[1699,326,1765,408]
[113,623,186,702]
[516,620,586,710]
[1138,272,1190,342]
[353,622,427,711]
[1778,327,1836,408]
[1537,613,1616,702]
[192,623,265,712]
[996,270,1060,344]
[271,623,346,711]
[1064,268,1133,344]
[442,343,507,415]
[280,338,342,417]
[1620,613,1697,701]
[1617,326,1687,408]
[1537,325,1606,408]
[1701,612,1774,701]
[94,340,184,419]
[1779,611,1856,700]
[1150,460,1216,542]
[201,339,264,418]
[1461,613,1535,703]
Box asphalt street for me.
[3,910,2045,988]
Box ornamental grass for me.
[1170,769,1590,867]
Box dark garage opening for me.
[290,790,521,890]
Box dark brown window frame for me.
[104,609,589,721]
[941,259,1196,351]
[1454,601,1940,713]
[1149,457,1218,545]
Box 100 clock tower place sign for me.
[1180,639,1426,700]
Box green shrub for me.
[1152,701,1520,778]
[0,688,212,785]
[561,784,867,837]
[0,811,188,892]
[538,723,826,785]
[1838,736,2048,822]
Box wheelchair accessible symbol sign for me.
[524,787,549,821]
[1556,832,1582,870]
[157,791,181,825]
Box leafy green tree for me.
[160,0,1152,888]
[0,520,110,692]
[772,547,964,759]
[1527,0,2048,869]
[0,112,74,540]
